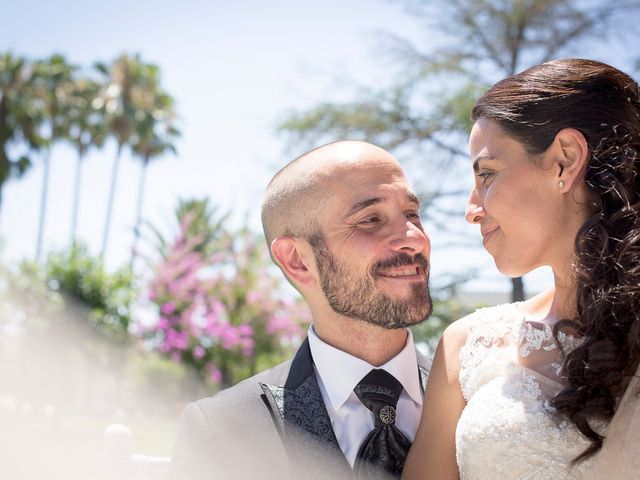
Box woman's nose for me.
[465,189,485,224]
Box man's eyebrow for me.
[344,192,420,218]
[344,197,383,218]
[472,154,496,172]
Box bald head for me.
[261,140,402,250]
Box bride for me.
[403,58,640,479]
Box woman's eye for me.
[406,212,420,221]
[478,171,494,185]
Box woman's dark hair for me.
[472,58,640,461]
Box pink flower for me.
[220,326,240,349]
[246,291,262,305]
[266,314,303,339]
[241,337,256,358]
[237,323,253,336]
[192,345,206,360]
[161,302,176,315]
[206,363,222,383]
[156,317,171,331]
[165,329,188,351]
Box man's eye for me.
[406,212,420,220]
[360,217,380,225]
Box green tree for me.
[146,197,229,262]
[41,242,135,340]
[279,0,640,302]
[130,86,180,267]
[31,54,77,260]
[94,53,162,259]
[66,77,107,244]
[0,52,42,213]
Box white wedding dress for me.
[455,303,594,479]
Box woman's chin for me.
[493,259,529,278]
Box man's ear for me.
[553,128,589,192]
[270,236,317,288]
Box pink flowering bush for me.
[143,199,311,387]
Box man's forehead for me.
[324,171,418,213]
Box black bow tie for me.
[353,369,412,479]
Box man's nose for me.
[389,219,430,256]
[465,188,485,224]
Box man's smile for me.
[377,265,426,280]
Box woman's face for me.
[465,118,574,277]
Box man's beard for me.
[308,234,432,329]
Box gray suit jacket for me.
[170,337,431,479]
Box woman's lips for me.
[481,226,499,246]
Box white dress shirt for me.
[307,326,423,467]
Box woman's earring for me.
[558,180,565,189]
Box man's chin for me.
[377,281,427,299]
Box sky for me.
[2,0,636,296]
[2,1,414,261]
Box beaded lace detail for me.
[456,303,592,479]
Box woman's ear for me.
[270,236,317,289]
[554,128,589,192]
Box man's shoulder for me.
[171,358,294,479]
[195,357,293,411]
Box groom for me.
[170,140,432,479]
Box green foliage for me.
[66,77,107,155]
[411,295,471,351]
[39,243,136,339]
[0,53,42,203]
[0,50,179,261]
[30,53,78,144]
[278,0,640,303]
[0,259,62,334]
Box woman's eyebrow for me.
[472,154,496,172]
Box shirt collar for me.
[307,326,422,410]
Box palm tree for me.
[94,53,160,260]
[130,88,179,268]
[66,77,106,244]
[0,52,42,214]
[31,54,76,260]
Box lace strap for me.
[458,304,521,401]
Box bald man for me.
[170,141,432,479]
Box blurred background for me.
[2,0,639,478]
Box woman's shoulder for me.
[443,302,523,345]
[441,302,524,400]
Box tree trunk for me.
[130,158,148,269]
[70,150,84,245]
[101,144,123,259]
[35,148,52,261]
[511,276,525,302]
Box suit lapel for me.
[260,337,433,478]
[416,349,432,392]
[260,338,351,475]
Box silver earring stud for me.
[558,180,565,188]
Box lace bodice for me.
[456,303,593,479]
